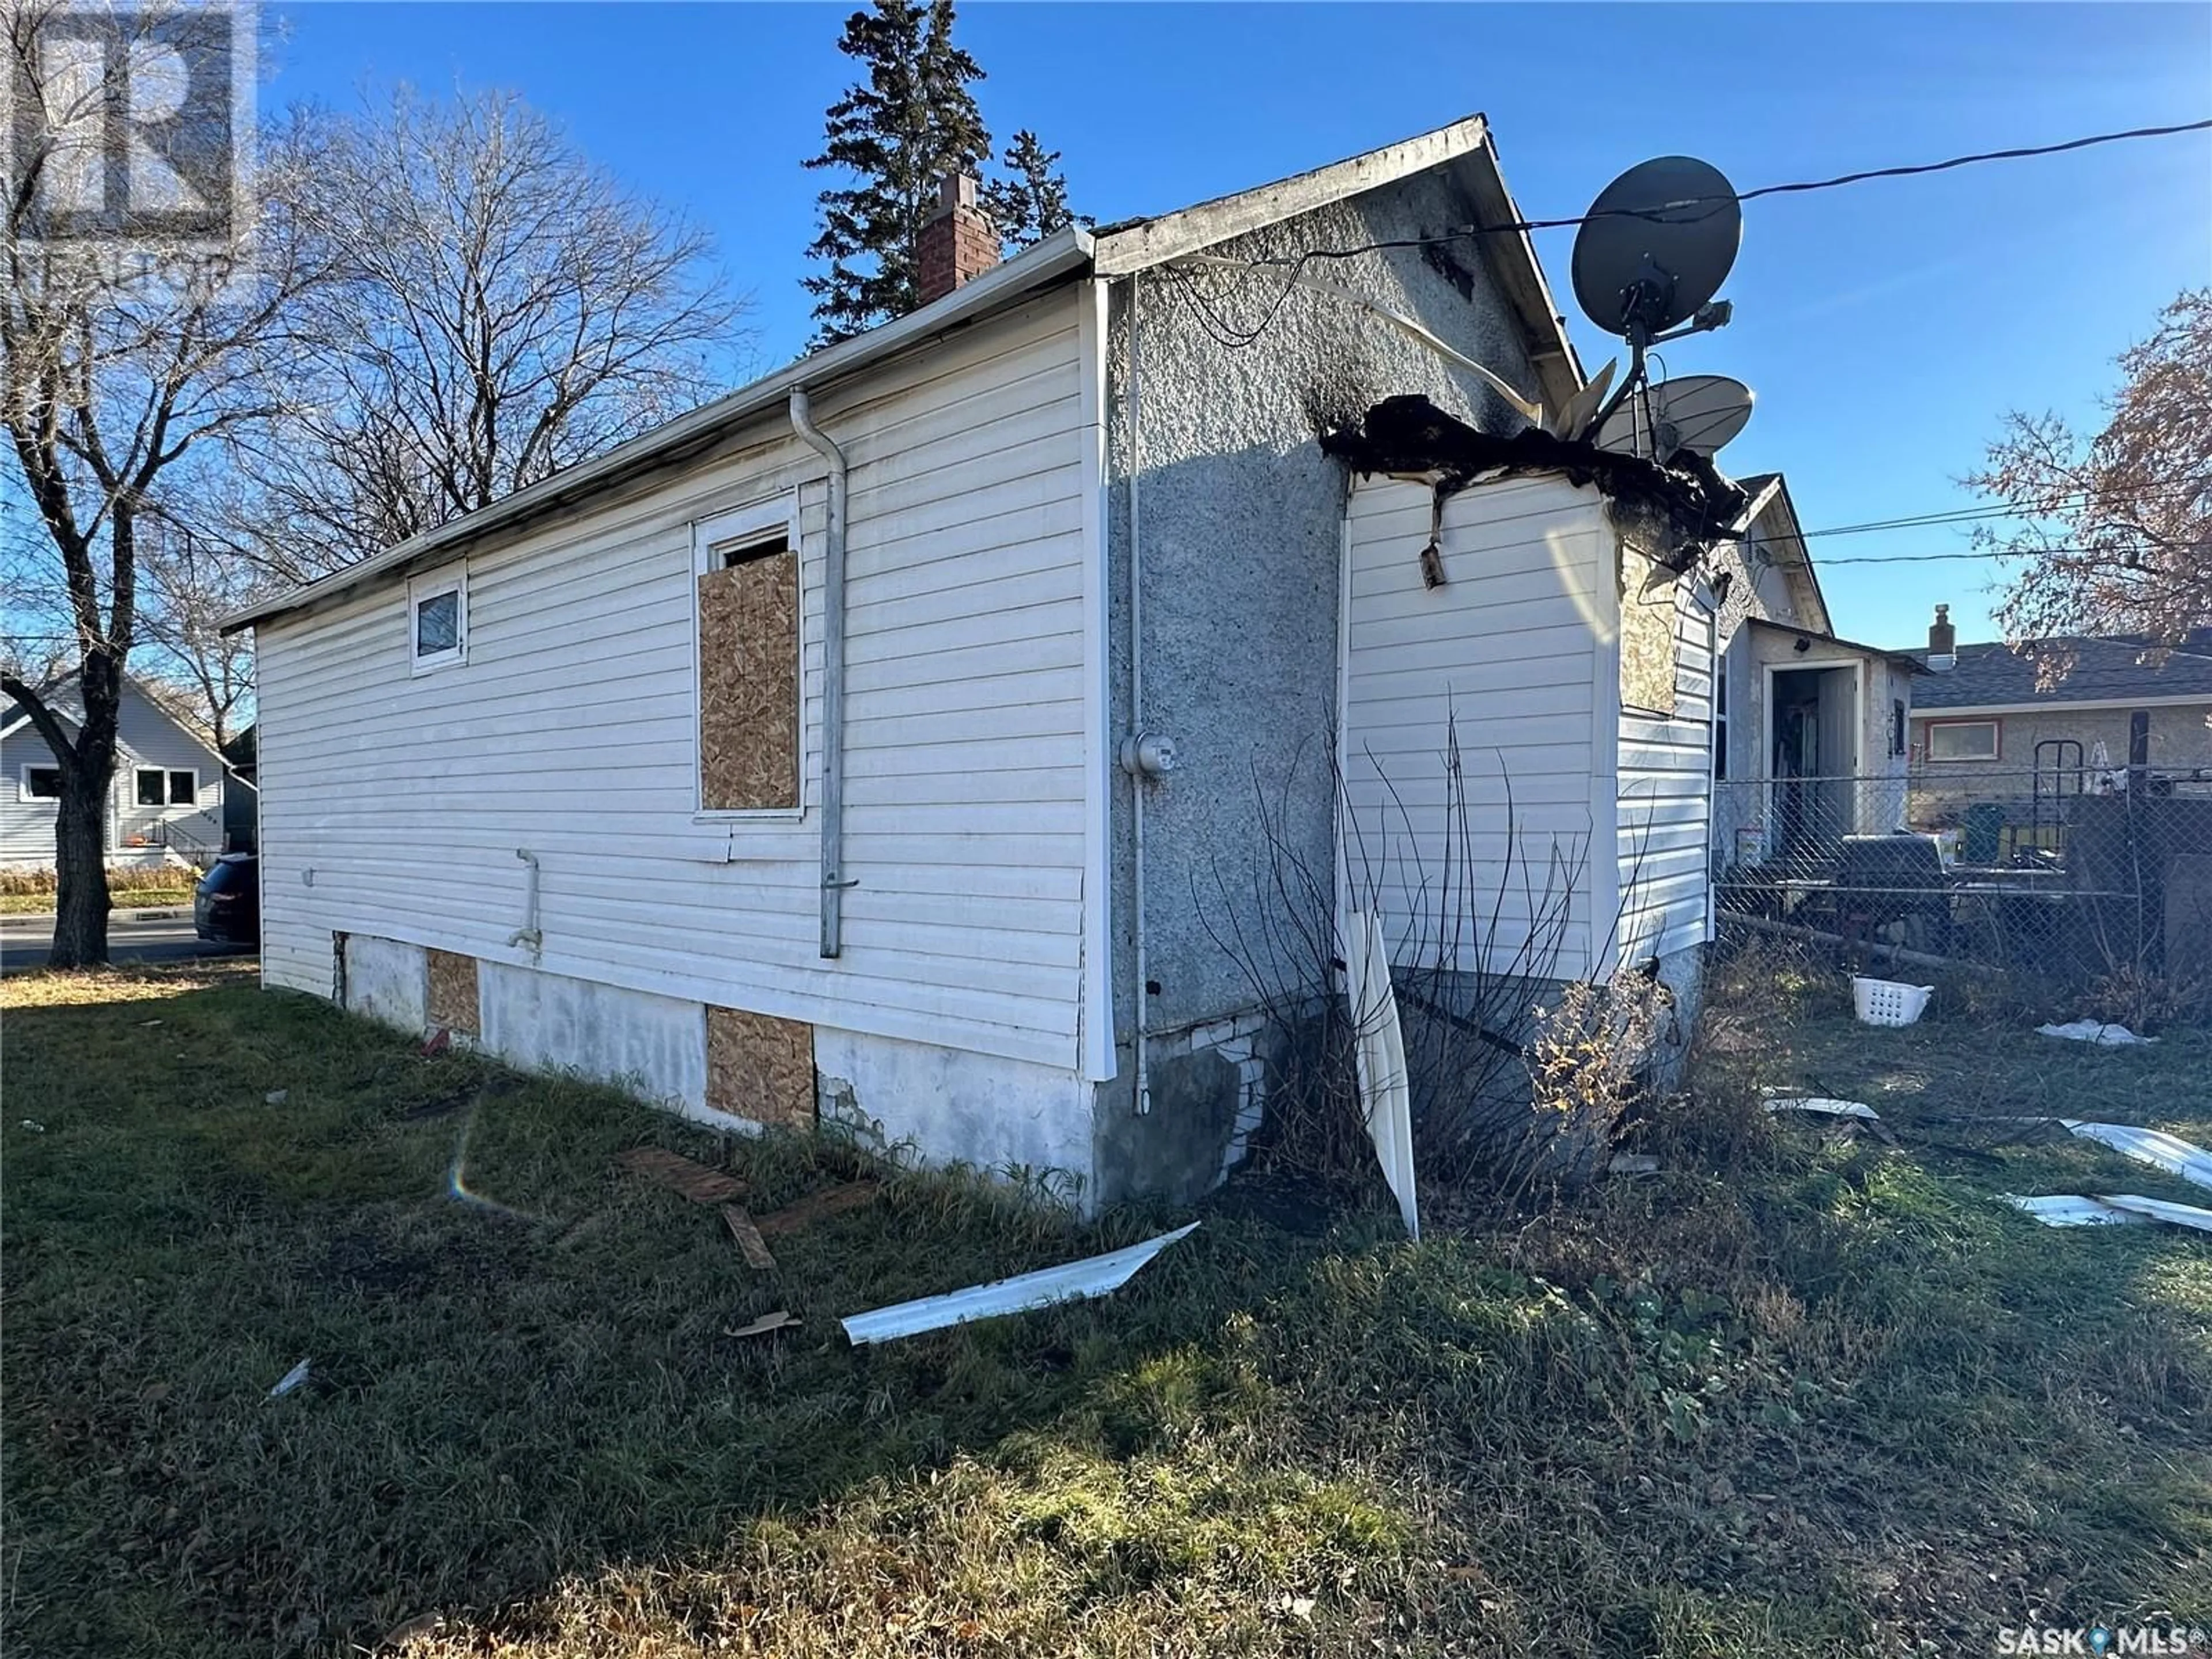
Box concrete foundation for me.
[342,935,427,1033]
[813,1025,1096,1205]
[477,960,712,1123]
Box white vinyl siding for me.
[1341,475,1609,979]
[1616,566,1714,965]
[254,292,1090,1067]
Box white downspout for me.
[789,388,850,959]
[1126,274,1150,1117]
[508,847,541,957]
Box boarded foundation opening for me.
[426,948,480,1035]
[706,1006,816,1129]
[699,537,799,810]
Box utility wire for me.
[1164,118,2212,349]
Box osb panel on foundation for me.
[699,552,799,810]
[706,1006,816,1130]
[1619,550,1679,717]
[426,948,479,1035]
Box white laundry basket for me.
[1851,975,1933,1028]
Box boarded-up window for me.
[699,535,798,810]
[1619,548,1679,716]
[705,1005,815,1129]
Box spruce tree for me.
[982,130,1077,249]
[802,0,991,344]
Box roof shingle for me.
[1910,631,2212,710]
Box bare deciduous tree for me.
[2,3,321,965]
[1974,288,2212,679]
[233,86,747,580]
[133,509,257,751]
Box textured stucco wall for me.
[1093,165,1543,1198]
[1909,703,2212,820]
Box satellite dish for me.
[1595,374,1755,462]
[1570,157,1742,341]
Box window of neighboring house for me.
[410,570,467,672]
[20,764,61,801]
[1891,700,1908,759]
[694,498,801,814]
[1926,719,1999,762]
[135,767,166,806]
[168,769,196,804]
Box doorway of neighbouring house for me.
[1771,664,1858,855]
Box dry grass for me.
[2,959,2207,1658]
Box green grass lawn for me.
[2,954,2207,1658]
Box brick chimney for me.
[1927,603,1956,671]
[916,173,999,307]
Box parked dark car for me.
[194,853,259,945]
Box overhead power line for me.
[1165,118,2212,349]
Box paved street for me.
[0,914,254,972]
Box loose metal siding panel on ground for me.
[255,293,1090,1067]
[1341,475,1608,979]
[1616,566,1714,967]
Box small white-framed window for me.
[1925,718,1999,762]
[18,763,61,802]
[410,569,468,673]
[692,494,802,817]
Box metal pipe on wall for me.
[1126,274,1150,1117]
[789,388,850,959]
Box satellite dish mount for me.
[1567,156,1744,440]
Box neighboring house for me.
[1705,475,1924,866]
[1906,616,2212,819]
[1,673,231,872]
[232,115,1805,1205]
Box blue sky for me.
[260,2,2211,648]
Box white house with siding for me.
[1,673,232,872]
[231,115,1773,1206]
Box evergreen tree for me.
[802,0,991,344]
[982,130,1077,249]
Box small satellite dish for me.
[1571,157,1742,341]
[1595,374,1755,462]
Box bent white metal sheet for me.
[839,1222,1201,1345]
[2009,1194,2212,1233]
[1345,910,1418,1242]
[2058,1122,2212,1192]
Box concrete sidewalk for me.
[1,907,190,928]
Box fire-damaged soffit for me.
[1321,394,1751,558]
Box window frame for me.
[409,567,468,675]
[166,768,198,805]
[18,763,62,802]
[1924,717,2000,763]
[134,766,168,806]
[1711,640,1730,781]
[691,493,803,822]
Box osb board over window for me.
[699,550,799,810]
[1619,547,1679,717]
[426,948,479,1035]
[706,1006,816,1130]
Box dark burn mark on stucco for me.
[1422,238,1480,305]
[1320,394,1748,555]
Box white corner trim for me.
[1075,276,1117,1082]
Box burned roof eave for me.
[1322,394,1749,553]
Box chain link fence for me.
[1712,762,2212,1013]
